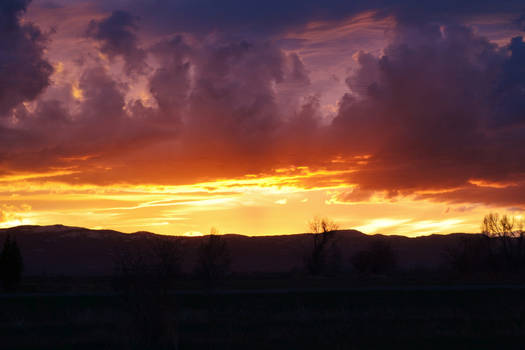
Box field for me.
[1,285,525,349]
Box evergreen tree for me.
[0,235,23,291]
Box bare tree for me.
[305,216,339,276]
[481,213,525,270]
[195,228,231,289]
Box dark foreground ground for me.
[2,285,525,349]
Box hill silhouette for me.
[0,225,474,276]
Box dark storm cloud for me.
[332,23,525,205]
[86,10,147,74]
[0,0,53,115]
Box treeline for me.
[447,213,525,276]
[305,213,525,280]
[112,217,402,293]
[109,218,405,295]
[2,212,525,293]
[112,228,231,294]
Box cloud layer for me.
[1,0,525,214]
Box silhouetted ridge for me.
[0,225,473,276]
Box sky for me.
[0,0,524,236]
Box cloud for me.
[416,183,525,209]
[0,0,53,116]
[331,188,375,203]
[145,37,316,173]
[1,1,525,213]
[331,23,525,205]
[0,32,319,184]
[86,10,147,74]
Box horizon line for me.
[0,224,480,239]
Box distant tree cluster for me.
[0,235,23,291]
[303,213,525,279]
[448,212,525,276]
[304,216,398,277]
[482,213,525,270]
[113,228,231,294]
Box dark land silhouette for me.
[2,219,525,349]
[0,224,474,277]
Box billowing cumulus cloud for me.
[333,23,525,207]
[1,0,525,218]
[0,27,318,184]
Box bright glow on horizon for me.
[0,166,513,237]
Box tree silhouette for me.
[195,228,231,289]
[0,235,23,291]
[305,216,339,276]
[481,212,525,271]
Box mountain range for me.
[0,225,474,276]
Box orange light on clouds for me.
[71,81,84,101]
[468,179,516,189]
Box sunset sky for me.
[0,0,524,236]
